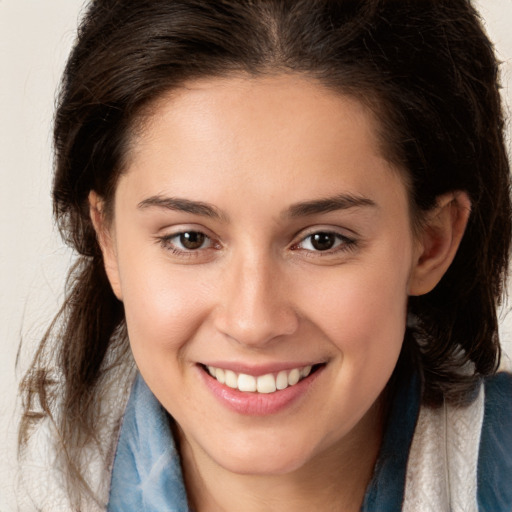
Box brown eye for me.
[294,230,356,255]
[310,232,336,251]
[179,231,206,250]
[158,230,217,257]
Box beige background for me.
[1,1,511,509]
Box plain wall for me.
[1,1,511,509]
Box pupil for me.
[311,233,335,251]
[180,232,205,250]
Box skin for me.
[91,74,470,512]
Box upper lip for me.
[198,361,325,376]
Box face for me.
[98,75,424,476]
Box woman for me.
[18,1,512,511]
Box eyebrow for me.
[137,192,377,221]
[284,194,377,218]
[137,196,225,220]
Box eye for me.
[176,231,208,250]
[294,231,355,253]
[159,230,213,252]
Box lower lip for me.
[198,365,324,416]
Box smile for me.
[205,365,314,394]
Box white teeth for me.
[276,371,289,390]
[301,365,312,378]
[288,368,300,386]
[206,365,315,394]
[238,373,257,392]
[225,370,238,389]
[257,374,277,394]
[215,368,225,384]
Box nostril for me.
[214,307,300,347]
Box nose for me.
[213,251,299,348]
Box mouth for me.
[200,363,324,394]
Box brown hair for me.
[19,0,511,504]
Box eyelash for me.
[157,229,357,258]
[291,231,357,256]
[157,231,217,257]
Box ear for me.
[409,191,471,296]
[89,191,123,300]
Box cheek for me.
[299,257,410,361]
[116,248,213,359]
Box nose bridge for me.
[214,247,298,347]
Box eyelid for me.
[164,231,212,250]
[155,225,221,256]
[292,225,357,243]
[290,227,358,254]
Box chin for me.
[208,435,318,476]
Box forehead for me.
[137,74,383,149]
[120,74,408,217]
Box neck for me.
[178,401,384,512]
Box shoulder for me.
[477,370,512,511]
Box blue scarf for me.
[108,376,189,511]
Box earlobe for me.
[409,191,471,296]
[88,191,123,301]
